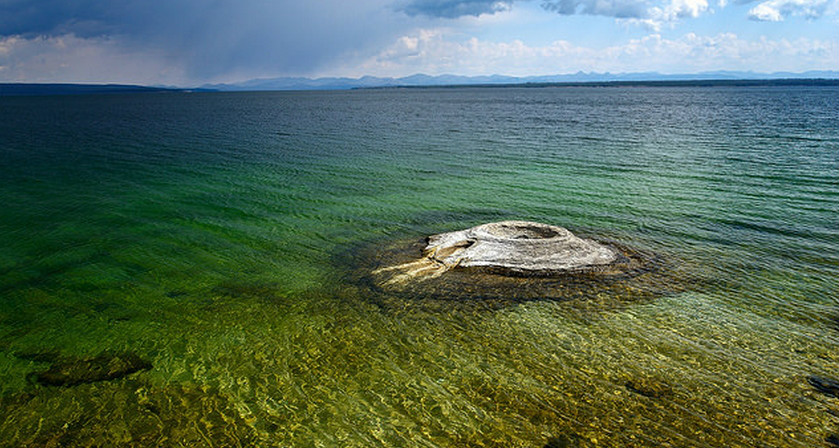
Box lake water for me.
[0,86,837,447]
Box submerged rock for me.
[808,375,839,398]
[625,377,673,399]
[27,351,152,387]
[543,433,582,448]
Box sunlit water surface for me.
[0,87,837,447]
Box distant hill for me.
[203,70,839,91]
[3,71,837,96]
[0,83,192,96]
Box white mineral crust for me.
[425,221,616,272]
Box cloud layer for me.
[747,0,830,20]
[0,0,836,84]
[357,29,837,76]
[542,0,648,18]
[402,0,835,24]
[399,0,515,17]
[0,34,187,84]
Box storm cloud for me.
[0,0,408,81]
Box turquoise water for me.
[0,87,837,447]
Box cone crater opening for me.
[484,222,563,240]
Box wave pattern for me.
[0,87,837,447]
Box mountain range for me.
[202,70,839,91]
[1,71,837,96]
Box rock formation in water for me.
[425,221,617,274]
[373,221,624,286]
[354,220,681,304]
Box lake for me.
[0,86,837,447]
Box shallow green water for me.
[0,87,837,447]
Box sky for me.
[0,0,836,85]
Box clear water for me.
[0,87,837,447]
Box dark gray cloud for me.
[0,0,408,81]
[0,0,113,37]
[399,0,515,18]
